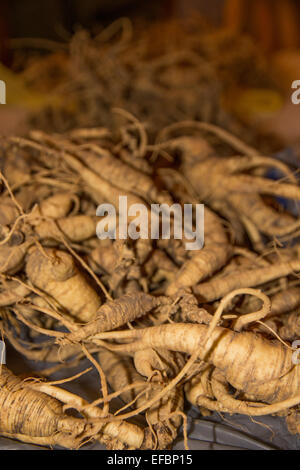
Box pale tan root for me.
[0,240,33,275]
[0,280,30,306]
[26,247,101,322]
[194,260,300,302]
[167,207,232,295]
[94,322,300,404]
[279,311,300,341]
[33,215,98,242]
[0,366,88,449]
[31,131,171,205]
[64,292,160,343]
[31,382,145,449]
[286,411,300,435]
[38,192,77,219]
[98,349,184,449]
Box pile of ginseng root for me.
[16,16,278,150]
[1,115,300,450]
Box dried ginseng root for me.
[98,349,185,449]
[0,366,144,449]
[93,290,300,420]
[26,247,101,323]
[167,207,232,295]
[158,125,300,242]
[63,293,160,343]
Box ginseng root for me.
[98,349,184,449]
[167,207,232,295]
[64,293,160,343]
[94,322,300,407]
[26,247,101,323]
[0,366,144,449]
[194,259,300,302]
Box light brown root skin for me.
[38,192,75,219]
[167,208,232,294]
[172,135,300,238]
[0,240,32,275]
[279,311,300,341]
[286,412,300,435]
[0,366,147,450]
[0,366,86,448]
[64,292,160,343]
[0,281,30,306]
[98,349,184,450]
[194,260,300,302]
[33,215,98,243]
[97,323,300,405]
[266,287,300,318]
[26,247,101,323]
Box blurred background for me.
[1,0,300,147]
[1,1,300,451]
[1,0,300,50]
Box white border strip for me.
[0,80,6,104]
[0,340,6,364]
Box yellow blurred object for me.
[272,50,300,94]
[228,88,284,124]
[0,63,62,111]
